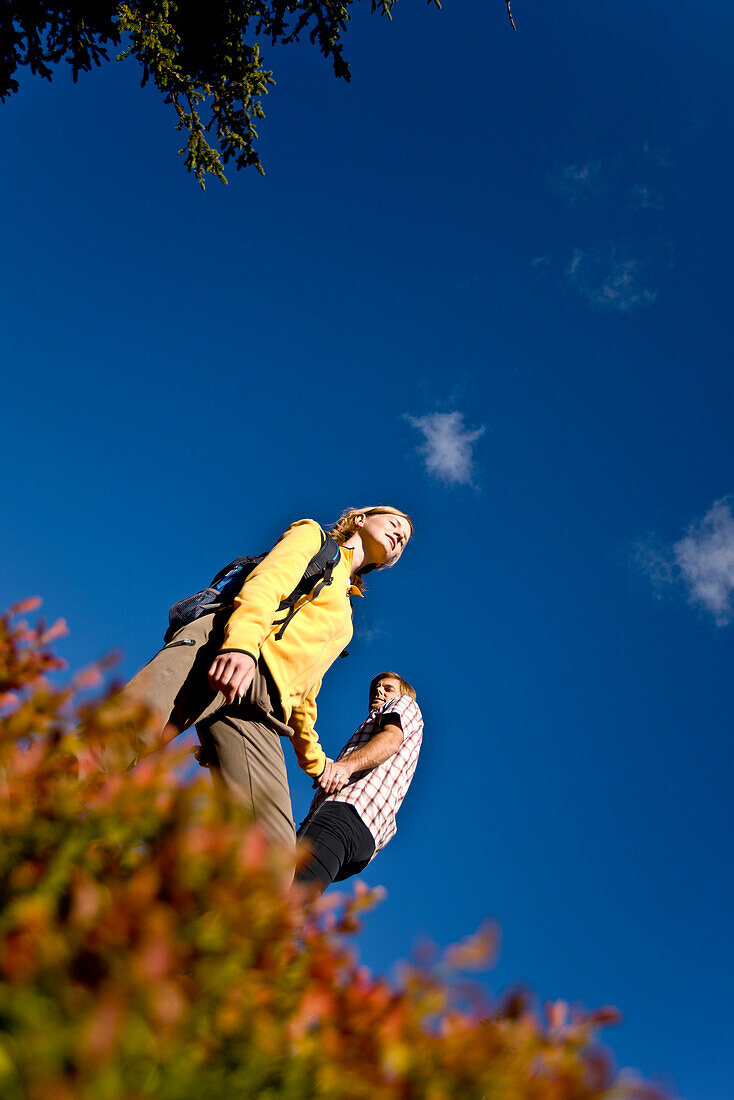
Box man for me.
[295,671,423,893]
[113,507,413,849]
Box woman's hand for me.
[208,652,257,704]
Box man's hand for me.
[317,725,402,795]
[318,757,350,794]
[208,652,257,705]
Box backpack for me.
[165,530,341,643]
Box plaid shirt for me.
[303,695,423,857]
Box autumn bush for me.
[0,600,665,1100]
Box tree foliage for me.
[0,599,667,1100]
[0,1,441,187]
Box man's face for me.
[358,511,412,568]
[369,675,402,710]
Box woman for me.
[122,506,413,848]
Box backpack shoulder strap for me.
[300,531,340,583]
[207,554,265,589]
[272,530,341,639]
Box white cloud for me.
[637,498,734,626]
[406,411,485,487]
[566,248,657,312]
[674,499,734,625]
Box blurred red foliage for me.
[0,603,669,1099]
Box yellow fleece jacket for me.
[221,519,361,777]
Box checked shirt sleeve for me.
[376,695,421,740]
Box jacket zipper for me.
[279,602,353,697]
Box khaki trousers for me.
[120,612,296,850]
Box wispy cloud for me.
[642,141,674,169]
[636,498,734,626]
[454,272,483,292]
[630,183,663,211]
[538,144,676,312]
[405,411,485,487]
[566,248,657,311]
[553,160,602,205]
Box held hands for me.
[318,757,350,794]
[208,652,257,705]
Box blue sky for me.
[2,1,734,1095]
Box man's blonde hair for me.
[369,670,417,701]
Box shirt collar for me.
[342,545,365,598]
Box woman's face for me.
[357,511,412,568]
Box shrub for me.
[0,601,666,1099]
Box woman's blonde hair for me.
[328,505,414,592]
